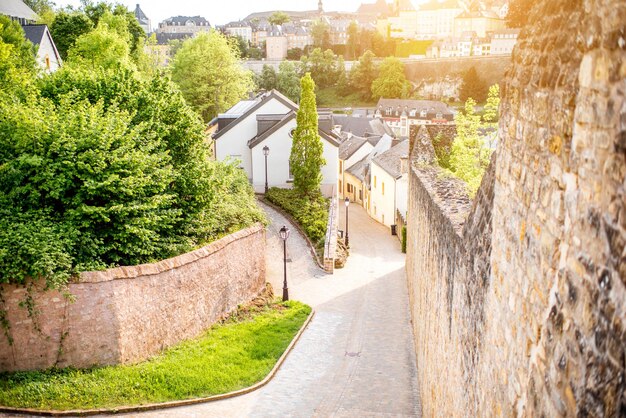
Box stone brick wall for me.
[0,224,266,372]
[405,0,625,415]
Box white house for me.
[21,24,62,72]
[369,140,410,228]
[375,98,455,137]
[212,90,341,196]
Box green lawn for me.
[0,301,311,411]
[316,86,376,109]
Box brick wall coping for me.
[411,163,472,236]
[79,223,265,284]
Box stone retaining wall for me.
[405,0,625,415]
[0,224,266,372]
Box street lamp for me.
[279,225,290,301]
[263,146,270,194]
[344,197,350,247]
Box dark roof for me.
[21,24,45,45]
[155,32,191,45]
[134,4,149,23]
[339,135,370,160]
[332,115,394,137]
[346,155,369,182]
[247,111,341,149]
[372,140,410,179]
[213,90,298,141]
[0,0,37,20]
[163,16,210,26]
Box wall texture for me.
[406,0,625,416]
[0,225,266,372]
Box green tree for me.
[276,61,301,103]
[0,16,37,95]
[336,56,350,95]
[350,50,378,100]
[448,98,492,196]
[170,30,255,122]
[258,64,278,91]
[268,11,290,26]
[286,47,304,60]
[66,12,135,71]
[311,20,330,49]
[459,66,488,102]
[507,0,532,28]
[482,83,500,150]
[346,21,359,59]
[300,48,338,88]
[371,56,410,100]
[50,12,94,60]
[290,73,325,196]
[229,35,249,59]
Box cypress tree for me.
[290,73,325,196]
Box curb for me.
[0,310,316,417]
[256,197,328,272]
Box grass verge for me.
[316,86,376,109]
[0,299,311,411]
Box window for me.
[359,190,363,201]
[45,55,50,70]
[339,180,343,192]
[420,110,427,118]
[374,176,377,188]
[382,182,385,196]
[339,160,343,173]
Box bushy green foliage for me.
[0,16,37,96]
[50,12,94,60]
[401,226,407,254]
[276,62,301,103]
[0,301,311,410]
[371,57,411,100]
[446,95,496,197]
[350,50,378,100]
[265,188,329,245]
[394,40,434,58]
[299,48,338,89]
[433,133,452,170]
[170,30,255,122]
[0,63,265,288]
[290,74,325,196]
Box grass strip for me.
[0,300,311,411]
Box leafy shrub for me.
[401,226,407,254]
[0,66,265,288]
[265,188,329,245]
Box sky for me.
[52,0,430,27]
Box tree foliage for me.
[0,16,37,96]
[257,64,277,91]
[268,11,290,26]
[299,48,338,88]
[371,57,410,100]
[350,50,378,100]
[50,11,93,60]
[447,97,495,196]
[311,20,330,49]
[170,30,254,122]
[290,74,325,196]
[0,51,264,288]
[276,61,301,103]
[460,66,488,102]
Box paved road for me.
[7,203,420,418]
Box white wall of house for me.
[250,119,339,197]
[370,161,397,228]
[396,174,408,221]
[214,98,292,180]
[38,34,61,72]
[345,142,374,170]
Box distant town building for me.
[375,99,454,137]
[490,28,520,55]
[453,9,505,38]
[134,4,150,33]
[357,0,393,18]
[224,21,253,43]
[415,0,463,40]
[387,0,416,39]
[157,16,211,34]
[266,26,288,60]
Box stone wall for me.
[0,224,266,372]
[405,0,625,415]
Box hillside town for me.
[0,0,623,417]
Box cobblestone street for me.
[6,202,420,418]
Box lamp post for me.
[263,146,270,194]
[344,197,350,247]
[279,225,290,301]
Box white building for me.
[21,24,62,72]
[490,28,520,55]
[369,140,409,228]
[415,0,463,40]
[224,21,253,44]
[212,90,340,196]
